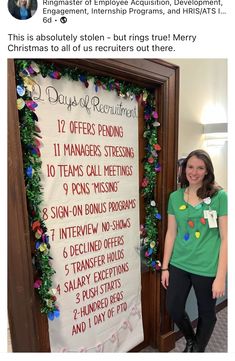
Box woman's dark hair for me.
[179,149,222,198]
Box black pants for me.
[166,264,217,328]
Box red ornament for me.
[200,217,206,224]
[36,227,43,236]
[188,220,194,228]
[154,144,161,151]
[32,220,40,231]
[141,178,149,187]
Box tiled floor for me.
[141,307,227,353]
[171,307,227,353]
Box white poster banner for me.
[32,73,143,352]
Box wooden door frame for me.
[8,58,179,352]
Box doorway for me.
[8,58,179,352]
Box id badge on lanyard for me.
[203,210,218,228]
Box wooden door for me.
[8,58,179,352]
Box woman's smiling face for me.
[186,155,208,187]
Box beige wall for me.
[165,59,227,190]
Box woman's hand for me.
[161,270,169,289]
[212,277,226,299]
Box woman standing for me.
[11,0,32,20]
[161,149,227,352]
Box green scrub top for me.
[168,188,227,276]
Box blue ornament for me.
[155,213,162,220]
[79,74,86,82]
[48,312,54,321]
[54,309,60,318]
[184,233,190,241]
[35,241,41,249]
[26,165,33,178]
[17,85,25,97]
[31,147,37,155]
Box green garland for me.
[140,100,162,270]
[15,59,162,319]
